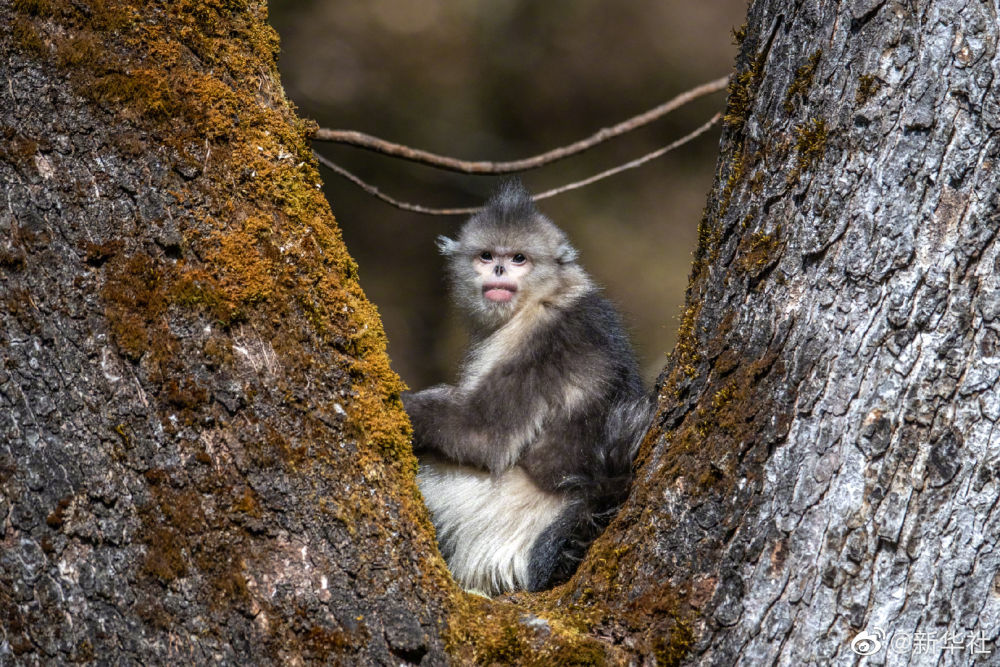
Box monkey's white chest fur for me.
[417,456,569,595]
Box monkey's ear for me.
[436,235,460,256]
[556,242,578,264]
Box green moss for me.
[736,227,783,276]
[72,639,95,662]
[657,342,785,506]
[444,591,613,666]
[142,526,188,583]
[301,624,354,655]
[0,127,39,168]
[652,621,694,666]
[696,465,725,489]
[693,209,716,266]
[163,376,209,409]
[795,118,828,165]
[783,50,821,114]
[0,250,26,270]
[83,240,122,265]
[84,0,134,30]
[705,33,772,276]
[711,384,736,412]
[674,301,702,379]
[230,487,261,517]
[563,540,696,666]
[12,17,46,56]
[788,118,828,183]
[87,70,177,119]
[138,471,261,619]
[244,425,307,470]
[731,23,747,46]
[157,487,207,531]
[15,0,498,659]
[856,73,880,105]
[102,253,169,362]
[207,214,281,304]
[210,568,251,607]
[45,496,73,528]
[718,144,746,218]
[3,290,34,335]
[723,55,763,130]
[202,334,234,368]
[12,0,55,16]
[170,269,236,324]
[696,382,739,438]
[56,34,100,67]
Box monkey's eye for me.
[511,253,527,265]
[479,251,493,262]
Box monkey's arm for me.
[405,296,635,475]
[403,369,548,475]
[402,385,456,451]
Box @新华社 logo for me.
[851,627,885,656]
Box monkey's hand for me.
[402,385,455,453]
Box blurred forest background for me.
[268,0,746,389]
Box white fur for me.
[417,456,570,595]
[460,302,551,392]
[460,265,594,392]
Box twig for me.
[531,112,722,202]
[313,75,730,174]
[312,112,722,216]
[312,153,480,215]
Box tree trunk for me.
[0,2,451,664]
[562,0,1000,664]
[4,0,999,665]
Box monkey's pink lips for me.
[483,282,517,303]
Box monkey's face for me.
[455,247,535,328]
[438,200,575,331]
[473,249,531,306]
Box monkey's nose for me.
[494,265,505,276]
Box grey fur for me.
[404,179,652,594]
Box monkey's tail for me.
[581,394,654,510]
[532,395,654,589]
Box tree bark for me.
[0,2,451,664]
[4,0,1000,665]
[562,0,1000,664]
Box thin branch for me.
[312,152,480,215]
[313,112,723,216]
[313,75,730,174]
[532,112,722,202]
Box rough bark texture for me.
[563,0,1000,664]
[0,1,452,663]
[5,0,1000,665]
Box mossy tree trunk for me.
[0,1,452,664]
[559,0,1000,664]
[4,0,1000,666]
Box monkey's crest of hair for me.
[436,179,579,265]
[482,178,538,227]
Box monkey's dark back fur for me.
[515,291,649,588]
